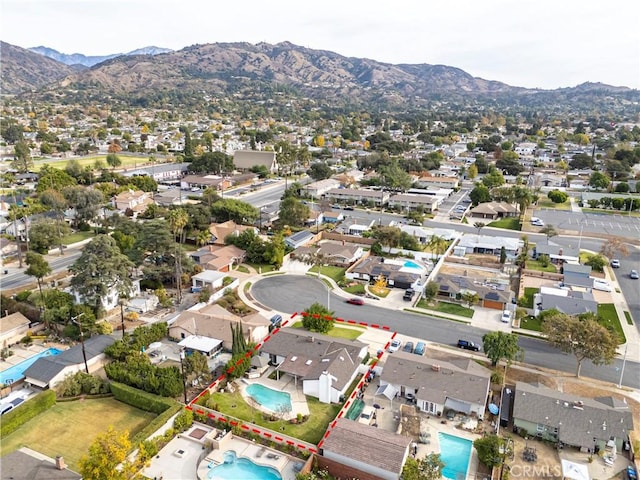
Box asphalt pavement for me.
[247,274,640,389]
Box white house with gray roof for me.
[512,381,633,451]
[380,352,491,419]
[258,328,367,404]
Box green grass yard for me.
[288,321,364,340]
[205,391,340,444]
[61,230,95,244]
[525,259,558,273]
[0,397,155,471]
[597,304,625,343]
[308,265,346,282]
[32,155,152,172]
[416,299,474,318]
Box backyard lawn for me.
[525,259,558,273]
[0,397,156,471]
[205,390,341,444]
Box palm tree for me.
[473,222,486,235]
[196,229,211,247]
[428,235,448,262]
[168,208,189,303]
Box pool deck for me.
[238,374,310,421]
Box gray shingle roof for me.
[513,382,633,448]
[381,352,491,406]
[322,418,411,475]
[1,449,82,480]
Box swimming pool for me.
[404,260,422,269]
[246,383,292,412]
[208,450,282,480]
[438,432,472,480]
[0,348,63,386]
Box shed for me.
[178,335,223,357]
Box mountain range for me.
[28,45,173,67]
[1,40,635,113]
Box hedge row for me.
[110,382,183,447]
[0,389,56,437]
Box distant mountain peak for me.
[28,45,173,67]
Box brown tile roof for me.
[322,418,411,475]
[0,312,30,333]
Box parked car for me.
[403,341,414,353]
[500,310,511,323]
[414,341,426,355]
[358,405,376,425]
[610,259,621,268]
[530,217,545,227]
[388,339,402,353]
[403,289,415,301]
[346,297,365,305]
[630,270,639,280]
[457,339,480,351]
[592,279,612,292]
[343,206,355,211]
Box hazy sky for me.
[3,0,639,90]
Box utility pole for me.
[119,297,127,339]
[617,343,628,388]
[71,313,89,374]
[179,349,188,404]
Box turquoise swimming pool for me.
[0,348,63,386]
[438,432,472,480]
[246,383,292,412]
[207,450,282,480]
[404,260,422,269]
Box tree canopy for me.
[302,302,334,333]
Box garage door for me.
[483,300,503,310]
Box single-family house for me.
[258,328,367,404]
[347,256,425,290]
[319,418,412,480]
[380,352,491,419]
[456,234,521,259]
[168,304,269,351]
[292,242,364,266]
[1,312,31,347]
[305,210,324,227]
[322,210,344,224]
[284,230,316,249]
[1,448,82,480]
[325,188,390,207]
[233,150,278,173]
[23,335,116,389]
[180,174,232,192]
[190,244,245,272]
[209,220,258,245]
[153,188,183,206]
[469,202,519,220]
[113,190,153,216]
[434,273,513,310]
[190,270,233,292]
[535,287,597,316]
[512,381,633,452]
[533,243,579,264]
[122,162,189,182]
[70,279,140,313]
[178,335,223,358]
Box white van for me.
[593,279,612,292]
[358,405,376,425]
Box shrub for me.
[57,372,111,397]
[173,408,194,432]
[0,390,56,437]
[547,190,568,203]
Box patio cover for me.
[178,335,222,355]
[561,459,590,480]
[375,383,398,400]
[444,397,471,414]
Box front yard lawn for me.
[487,218,521,230]
[308,265,346,282]
[520,315,543,332]
[0,397,155,471]
[416,300,474,318]
[597,304,625,343]
[247,263,276,273]
[289,321,364,340]
[204,390,340,444]
[61,230,95,244]
[343,283,365,295]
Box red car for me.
[346,297,365,305]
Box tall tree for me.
[167,208,189,303]
[62,186,104,227]
[539,225,558,243]
[69,235,134,315]
[12,141,32,173]
[302,302,334,333]
[78,426,137,480]
[482,331,523,382]
[402,453,445,480]
[542,312,619,377]
[106,153,122,170]
[25,252,51,299]
[39,189,69,255]
[278,197,309,227]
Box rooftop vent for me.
[291,356,297,362]
[431,364,440,372]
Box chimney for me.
[431,364,441,372]
[55,456,67,470]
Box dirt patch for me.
[398,404,422,438]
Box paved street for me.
[250,275,640,389]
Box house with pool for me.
[257,329,368,404]
[318,418,412,480]
[346,255,428,290]
[380,352,491,419]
